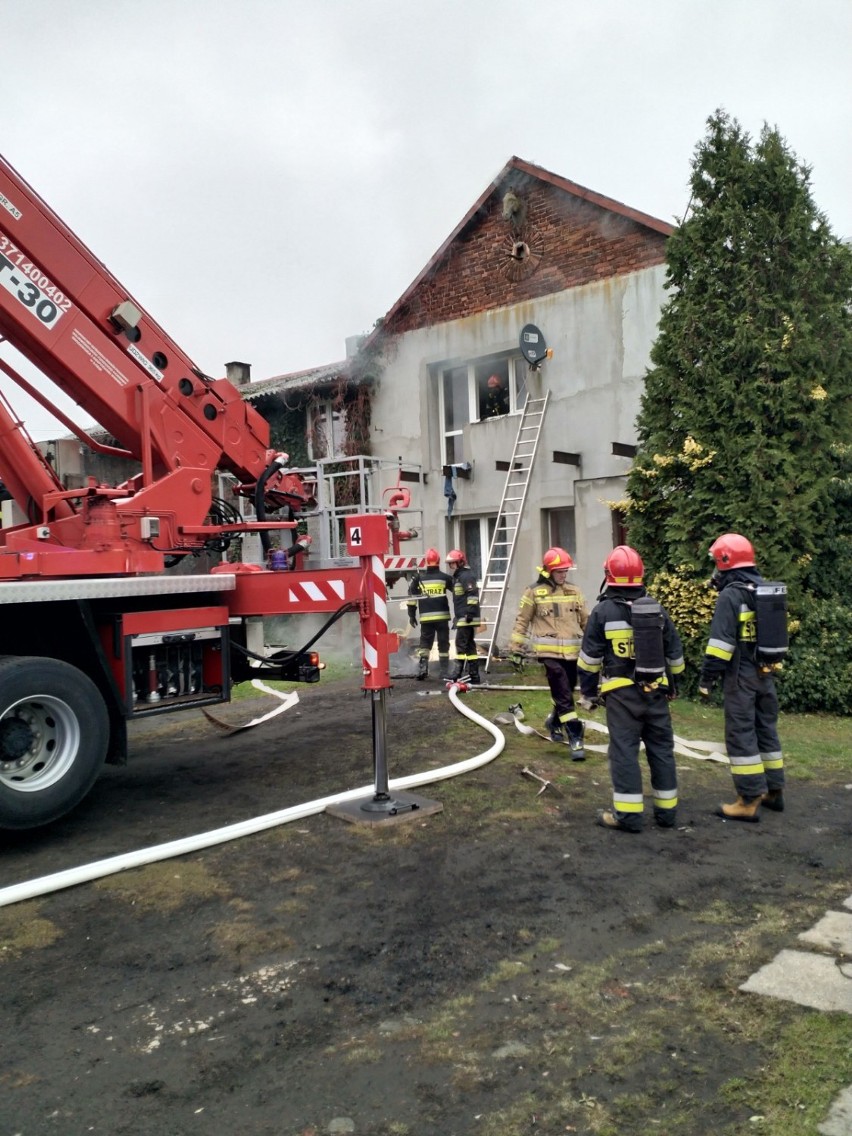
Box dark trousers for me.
[454,624,478,661]
[542,658,579,723]
[723,668,783,799]
[605,685,677,829]
[418,620,450,659]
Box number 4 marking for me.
[349,526,362,546]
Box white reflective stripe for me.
[604,620,632,632]
[532,635,581,644]
[579,651,602,666]
[653,787,678,800]
[612,793,643,805]
[708,637,736,652]
[364,642,378,668]
[729,753,761,766]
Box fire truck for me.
[0,154,416,831]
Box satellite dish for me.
[519,323,547,365]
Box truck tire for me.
[0,656,109,830]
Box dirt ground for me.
[1,671,850,1136]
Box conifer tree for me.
[626,111,852,711]
[629,110,851,585]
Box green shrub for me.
[777,596,852,716]
[648,567,715,698]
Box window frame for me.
[437,354,527,465]
[307,399,346,461]
[453,514,501,585]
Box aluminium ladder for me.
[480,391,550,672]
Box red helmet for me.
[604,545,644,586]
[446,549,466,567]
[542,547,574,573]
[487,374,502,389]
[709,533,755,570]
[424,547,441,567]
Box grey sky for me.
[1,0,849,440]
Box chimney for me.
[225,361,251,387]
[345,335,366,359]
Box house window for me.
[611,508,628,548]
[308,400,345,460]
[438,356,527,464]
[455,515,505,584]
[545,507,576,558]
[458,517,485,582]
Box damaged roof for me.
[243,360,350,402]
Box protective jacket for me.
[407,567,452,623]
[451,565,480,626]
[700,567,766,686]
[511,576,587,660]
[700,566,784,800]
[578,586,685,696]
[483,388,509,418]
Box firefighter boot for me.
[565,718,586,762]
[467,659,481,685]
[544,711,563,743]
[653,807,677,829]
[761,789,785,812]
[715,796,761,823]
[416,655,429,681]
[447,660,465,683]
[438,657,450,681]
[596,809,642,834]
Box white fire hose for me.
[0,682,726,909]
[0,681,504,909]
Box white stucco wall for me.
[370,265,667,637]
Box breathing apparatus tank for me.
[754,581,788,668]
[630,595,666,686]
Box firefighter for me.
[578,546,685,832]
[446,549,482,684]
[407,548,453,680]
[700,533,786,822]
[510,547,589,758]
[483,374,510,418]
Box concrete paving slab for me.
[818,1085,852,1136]
[740,949,852,1012]
[799,911,852,955]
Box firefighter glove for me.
[579,694,600,711]
[511,653,524,673]
[409,612,417,628]
[698,671,716,699]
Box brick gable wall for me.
[384,182,669,336]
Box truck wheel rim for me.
[0,696,81,793]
